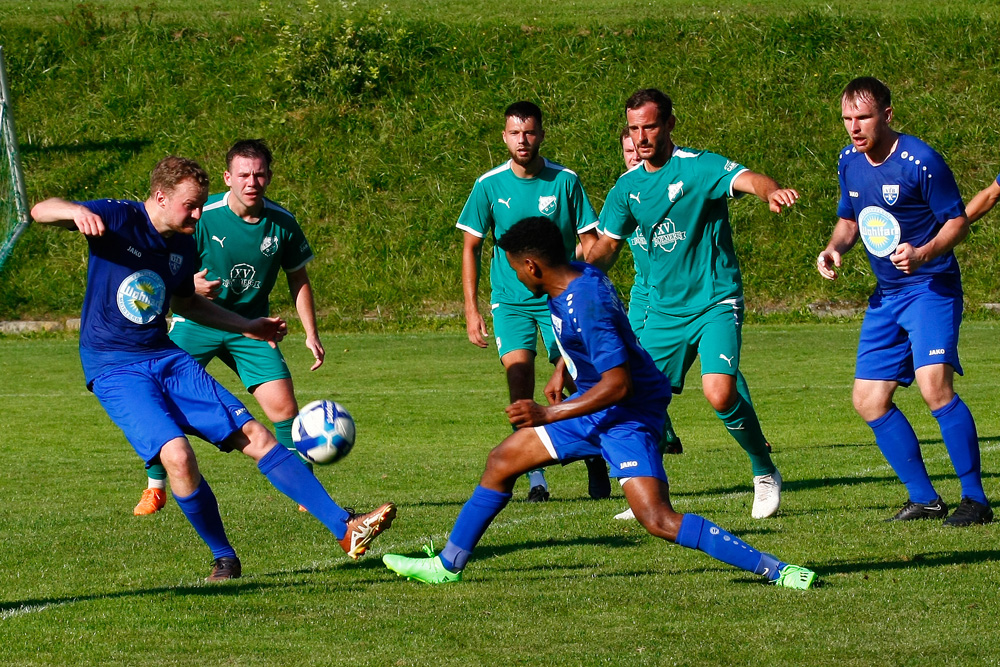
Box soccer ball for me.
[291,400,356,465]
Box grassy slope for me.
[1,1,999,328]
[1,325,999,664]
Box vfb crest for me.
[538,195,557,216]
[882,184,900,206]
[168,253,183,275]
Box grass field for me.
[2,325,999,665]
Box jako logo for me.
[620,461,638,469]
[929,348,945,356]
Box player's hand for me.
[816,249,841,280]
[73,208,106,237]
[768,188,799,213]
[505,399,550,428]
[466,311,490,348]
[544,365,567,405]
[247,316,287,348]
[306,335,325,371]
[890,243,925,274]
[193,269,222,299]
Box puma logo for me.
[212,235,226,247]
[498,198,511,209]
[629,193,641,204]
[719,353,734,367]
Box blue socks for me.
[440,485,512,571]
[174,477,237,559]
[675,514,785,581]
[257,445,350,539]
[932,395,988,505]
[867,405,938,504]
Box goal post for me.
[0,45,31,273]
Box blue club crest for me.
[168,253,183,275]
[882,184,900,206]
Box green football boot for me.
[773,564,816,590]
[383,544,462,584]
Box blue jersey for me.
[836,134,965,290]
[548,263,671,411]
[77,199,199,384]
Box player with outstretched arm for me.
[382,216,816,589]
[31,157,395,580]
[588,89,792,520]
[817,77,991,526]
[135,139,326,516]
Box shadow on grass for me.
[815,549,1000,577]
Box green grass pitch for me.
[2,325,999,665]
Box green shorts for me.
[169,317,291,391]
[491,302,559,363]
[627,288,649,337]
[639,298,744,393]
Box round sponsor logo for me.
[116,269,165,324]
[858,206,901,257]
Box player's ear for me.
[223,171,233,187]
[883,106,893,124]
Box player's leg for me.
[92,361,239,579]
[735,370,771,452]
[496,302,549,500]
[696,302,780,518]
[383,417,578,583]
[636,309,684,455]
[904,290,991,525]
[621,476,813,588]
[855,293,944,520]
[164,352,394,559]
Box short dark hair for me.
[504,101,543,126]
[150,156,209,194]
[842,77,892,112]
[496,216,568,267]
[619,126,630,141]
[226,139,273,170]
[626,88,673,120]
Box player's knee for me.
[159,439,199,478]
[634,506,682,541]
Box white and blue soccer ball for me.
[291,400,356,465]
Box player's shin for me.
[173,477,237,559]
[256,444,350,538]
[715,396,773,474]
[439,485,512,571]
[868,405,938,503]
[933,395,988,505]
[675,513,784,580]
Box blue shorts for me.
[534,403,668,483]
[492,301,559,363]
[856,282,964,386]
[91,350,254,465]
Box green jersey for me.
[600,147,747,316]
[457,158,599,307]
[194,192,314,318]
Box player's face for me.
[157,179,209,235]
[506,251,543,296]
[621,136,641,169]
[502,116,544,167]
[626,102,674,164]
[841,95,893,156]
[224,155,272,211]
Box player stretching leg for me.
[459,101,608,502]
[136,139,326,516]
[384,217,815,588]
[818,77,992,526]
[32,157,394,580]
[589,89,793,519]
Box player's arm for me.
[30,198,106,236]
[506,364,632,428]
[890,214,970,275]
[585,233,625,272]
[732,171,799,213]
[577,229,599,260]
[543,358,569,405]
[461,231,489,348]
[817,217,860,281]
[286,266,325,371]
[171,292,287,347]
[966,179,1000,224]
